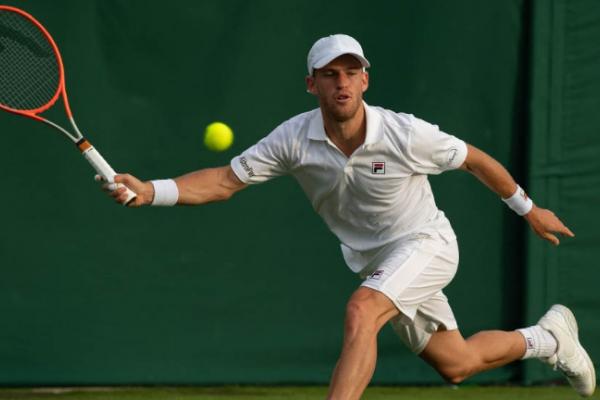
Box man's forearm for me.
[174,166,248,205]
[459,144,518,199]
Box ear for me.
[361,71,369,93]
[306,75,318,95]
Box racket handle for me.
[76,139,137,206]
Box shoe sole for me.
[549,304,596,397]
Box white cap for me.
[307,34,370,76]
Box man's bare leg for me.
[327,287,399,400]
[419,328,526,383]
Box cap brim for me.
[313,52,370,71]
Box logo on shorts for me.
[372,162,385,174]
[370,270,384,280]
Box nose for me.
[336,72,350,88]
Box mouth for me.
[335,94,351,103]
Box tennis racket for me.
[0,6,136,205]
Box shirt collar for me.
[308,101,384,144]
[307,109,328,141]
[363,102,384,144]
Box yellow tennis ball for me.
[204,122,234,152]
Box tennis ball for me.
[204,122,234,152]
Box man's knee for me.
[344,299,378,336]
[344,289,399,336]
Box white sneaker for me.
[537,304,596,397]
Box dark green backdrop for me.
[0,0,596,387]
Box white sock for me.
[516,325,558,360]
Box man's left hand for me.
[524,205,575,246]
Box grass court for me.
[0,386,590,400]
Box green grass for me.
[0,386,593,400]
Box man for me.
[103,34,595,399]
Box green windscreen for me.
[1,0,597,387]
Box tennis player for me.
[103,34,595,399]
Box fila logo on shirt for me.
[372,162,385,174]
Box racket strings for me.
[0,19,58,109]
[0,10,60,111]
[2,15,59,109]
[2,17,58,103]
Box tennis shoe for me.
[537,304,596,397]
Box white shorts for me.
[359,232,459,354]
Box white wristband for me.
[150,179,179,206]
[502,185,533,216]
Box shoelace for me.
[555,357,579,377]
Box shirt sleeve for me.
[407,116,468,175]
[230,123,292,184]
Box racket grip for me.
[76,139,137,206]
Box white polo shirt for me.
[230,102,468,272]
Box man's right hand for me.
[97,173,154,207]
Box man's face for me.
[306,54,369,123]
